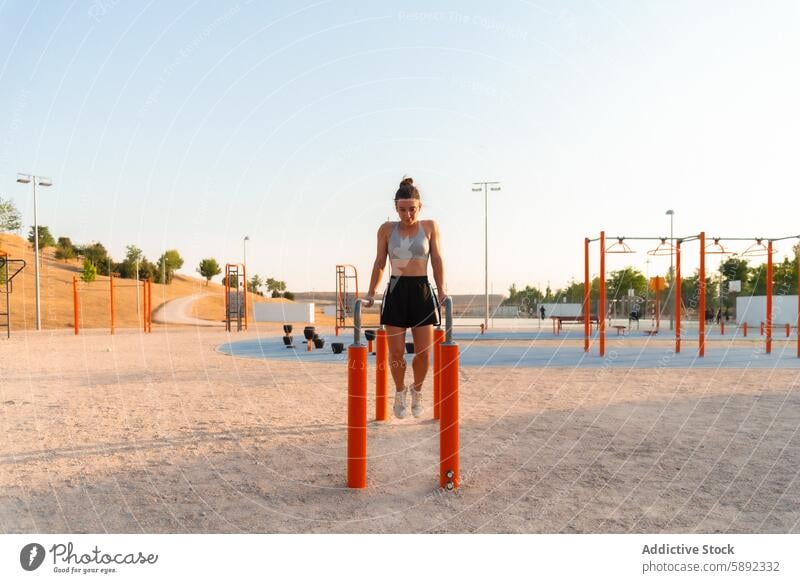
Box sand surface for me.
[1,327,799,533]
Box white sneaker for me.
[393,387,408,419]
[411,386,424,418]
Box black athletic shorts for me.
[380,276,440,328]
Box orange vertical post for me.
[797,253,799,358]
[786,323,791,338]
[439,342,459,490]
[766,241,773,354]
[110,275,115,335]
[73,276,79,335]
[347,344,368,488]
[699,232,705,357]
[584,237,590,352]
[375,329,388,421]
[675,240,681,353]
[433,328,444,419]
[147,279,152,333]
[720,319,724,335]
[599,231,606,357]
[743,322,747,337]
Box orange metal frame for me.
[585,232,799,358]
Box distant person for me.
[716,309,722,324]
[540,305,546,320]
[363,177,446,420]
[725,307,730,322]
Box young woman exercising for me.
[363,177,447,419]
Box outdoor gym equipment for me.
[225,263,247,332]
[0,251,26,339]
[72,275,152,335]
[584,231,800,358]
[335,264,359,336]
[347,297,459,490]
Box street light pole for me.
[666,209,675,330]
[472,181,501,330]
[243,235,250,267]
[16,173,52,331]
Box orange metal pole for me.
[655,290,660,330]
[797,253,799,358]
[743,321,747,337]
[347,344,368,488]
[110,275,115,335]
[147,279,152,333]
[73,276,79,335]
[675,241,681,353]
[584,237,590,352]
[375,329,388,421]
[599,231,605,357]
[433,328,444,420]
[760,322,765,336]
[720,319,724,335]
[439,342,459,490]
[766,241,773,354]
[699,232,705,357]
[786,323,791,338]
[142,280,147,333]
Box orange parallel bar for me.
[73,276,79,335]
[142,280,147,333]
[720,320,724,335]
[743,322,747,337]
[766,241,773,355]
[110,275,115,335]
[347,344,368,488]
[439,342,459,489]
[375,329,388,421]
[147,279,152,333]
[433,328,444,420]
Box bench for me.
[551,315,599,335]
[612,325,626,336]
[643,329,658,336]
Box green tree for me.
[54,236,76,262]
[606,267,647,300]
[247,274,263,294]
[197,258,222,286]
[265,277,287,297]
[80,258,97,283]
[0,197,22,231]
[27,225,56,249]
[156,249,184,284]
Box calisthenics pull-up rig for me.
[0,251,26,339]
[584,231,800,358]
[224,263,247,332]
[72,275,152,335]
[335,264,359,336]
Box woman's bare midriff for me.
[390,258,429,277]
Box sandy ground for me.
[1,326,799,534]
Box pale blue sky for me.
[2,1,798,294]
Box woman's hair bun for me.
[399,177,414,187]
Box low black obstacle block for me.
[303,326,316,341]
[283,324,293,334]
[405,342,415,354]
[331,342,344,354]
[313,337,325,349]
[282,335,294,347]
[364,330,376,342]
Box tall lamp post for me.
[243,235,250,267]
[666,209,675,330]
[16,173,52,331]
[472,181,501,330]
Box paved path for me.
[152,293,222,327]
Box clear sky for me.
[2,1,798,295]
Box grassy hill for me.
[0,233,275,332]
